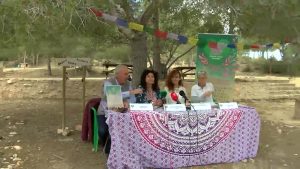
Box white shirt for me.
[191,82,214,103]
[165,86,187,104]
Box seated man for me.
[191,71,214,103]
[97,64,142,154]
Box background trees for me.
[0,0,299,84]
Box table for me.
[102,61,133,79]
[106,106,260,169]
[173,66,196,79]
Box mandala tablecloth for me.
[106,106,260,169]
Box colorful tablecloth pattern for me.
[107,106,260,169]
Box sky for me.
[248,49,282,60]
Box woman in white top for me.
[164,69,187,104]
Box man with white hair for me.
[191,71,214,103]
[97,64,142,154]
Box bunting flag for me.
[116,18,128,27]
[167,33,179,40]
[154,29,168,39]
[88,7,295,51]
[102,13,117,22]
[178,35,188,44]
[237,43,244,51]
[144,26,155,35]
[250,44,260,49]
[128,22,144,32]
[273,43,281,49]
[89,8,102,17]
[188,37,198,45]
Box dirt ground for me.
[1,68,300,169]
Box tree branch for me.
[140,1,155,24]
[165,43,180,66]
[147,54,153,68]
[107,0,133,39]
[120,0,134,21]
[167,46,195,70]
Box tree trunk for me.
[0,61,3,77]
[152,1,166,79]
[36,54,39,66]
[130,33,148,87]
[228,8,235,34]
[47,56,52,76]
[32,54,36,66]
[294,98,300,119]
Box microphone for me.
[159,90,167,99]
[179,90,189,101]
[170,92,181,104]
[179,90,191,110]
[128,75,132,81]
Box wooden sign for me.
[57,58,91,67]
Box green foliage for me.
[0,0,122,62]
[96,45,130,63]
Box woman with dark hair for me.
[135,69,163,106]
[165,69,187,104]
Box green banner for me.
[195,33,238,80]
[195,33,238,101]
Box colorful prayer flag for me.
[188,37,198,45]
[144,26,155,35]
[116,18,128,27]
[237,43,244,51]
[128,22,144,32]
[167,33,178,40]
[154,29,167,39]
[178,35,188,44]
[89,8,102,17]
[273,43,281,49]
[250,44,260,49]
[102,13,117,22]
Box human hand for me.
[123,100,129,109]
[204,91,212,97]
[130,89,143,95]
[153,99,163,107]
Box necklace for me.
[146,90,156,101]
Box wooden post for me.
[294,97,300,120]
[62,66,67,130]
[0,61,3,77]
[82,66,87,113]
